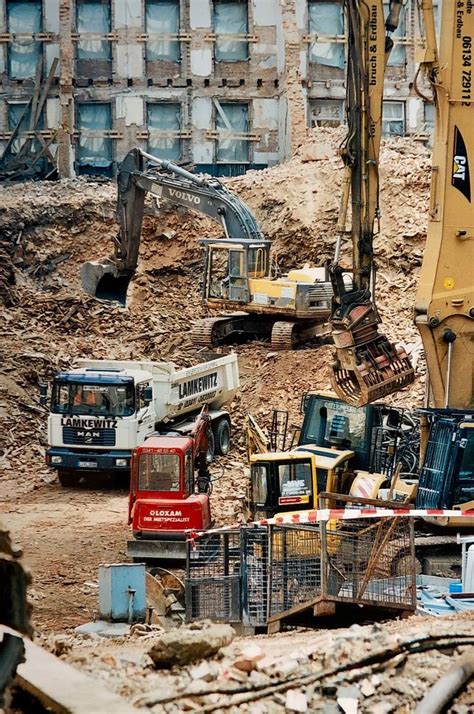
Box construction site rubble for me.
[3,126,470,711]
[0,130,429,504]
[38,614,474,712]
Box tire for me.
[206,428,215,463]
[58,471,81,487]
[214,419,231,456]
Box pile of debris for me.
[44,614,474,712]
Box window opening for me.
[146,0,180,62]
[251,463,268,505]
[310,99,344,127]
[147,103,181,160]
[138,453,180,491]
[184,450,193,496]
[76,1,111,61]
[308,1,344,69]
[384,1,406,67]
[216,102,249,163]
[7,1,42,79]
[137,382,151,412]
[77,102,113,173]
[7,102,43,154]
[214,0,249,62]
[278,461,312,499]
[382,101,405,136]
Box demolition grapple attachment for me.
[330,302,415,407]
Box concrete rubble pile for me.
[1,129,429,507]
[43,615,474,712]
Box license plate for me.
[78,461,97,468]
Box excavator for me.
[247,0,474,570]
[327,0,415,406]
[81,149,338,350]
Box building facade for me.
[0,0,439,178]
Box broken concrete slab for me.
[148,622,235,668]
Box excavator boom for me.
[329,0,414,406]
[81,148,263,304]
[414,1,474,410]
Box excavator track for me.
[271,322,297,350]
[191,317,237,347]
[271,321,329,350]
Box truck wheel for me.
[214,419,231,456]
[58,471,80,488]
[206,429,215,463]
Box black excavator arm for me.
[328,0,414,407]
[81,148,263,303]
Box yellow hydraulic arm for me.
[415,1,474,410]
[328,1,414,407]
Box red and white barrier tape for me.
[186,507,474,542]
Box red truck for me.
[127,407,214,560]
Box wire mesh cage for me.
[324,517,416,608]
[185,529,242,622]
[185,517,416,626]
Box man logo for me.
[452,127,471,201]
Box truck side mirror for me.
[39,382,48,406]
[143,386,153,405]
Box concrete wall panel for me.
[189,0,211,29]
[190,49,212,76]
[192,97,212,129]
[192,141,213,163]
[116,96,144,126]
[253,98,279,130]
[407,97,422,131]
[253,44,277,69]
[252,0,278,27]
[254,151,278,165]
[116,44,143,78]
[46,97,60,128]
[295,0,307,31]
[45,44,60,75]
[114,0,142,28]
[44,0,60,33]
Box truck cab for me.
[46,367,154,485]
[127,435,212,560]
[249,447,355,521]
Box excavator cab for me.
[201,238,271,304]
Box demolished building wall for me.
[0,0,434,179]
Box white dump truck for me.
[43,355,239,486]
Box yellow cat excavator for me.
[328,0,474,511]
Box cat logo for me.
[453,156,466,182]
[452,127,471,202]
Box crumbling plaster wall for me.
[0,0,432,177]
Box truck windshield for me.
[51,381,135,417]
[251,464,268,506]
[278,461,312,498]
[139,453,180,492]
